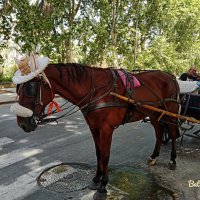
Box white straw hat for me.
[12,53,49,84]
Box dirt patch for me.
[147,136,200,200]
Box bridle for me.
[36,73,117,125]
[16,75,76,125]
[16,75,55,122]
[16,68,120,125]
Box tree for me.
[1,0,200,75]
[2,0,84,62]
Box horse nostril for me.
[18,117,37,132]
[19,122,29,132]
[21,124,26,131]
[30,117,36,126]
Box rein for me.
[134,74,180,126]
[37,69,117,125]
[136,73,179,110]
[37,88,95,125]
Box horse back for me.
[133,71,179,102]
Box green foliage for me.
[0,74,12,82]
[0,65,17,82]
[0,0,200,80]
[136,36,183,74]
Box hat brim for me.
[12,57,49,84]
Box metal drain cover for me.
[37,163,95,193]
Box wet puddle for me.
[108,166,175,200]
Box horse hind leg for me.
[147,119,163,166]
[149,118,178,170]
[165,102,179,170]
[168,125,178,170]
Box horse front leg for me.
[94,126,113,200]
[89,128,102,190]
[147,119,163,166]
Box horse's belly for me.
[123,107,145,124]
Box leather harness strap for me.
[81,101,128,116]
[81,69,130,116]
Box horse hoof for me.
[147,157,156,166]
[168,161,176,170]
[88,181,101,190]
[93,190,107,200]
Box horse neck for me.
[44,64,92,105]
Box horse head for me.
[11,77,53,132]
[11,54,53,132]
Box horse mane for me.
[51,63,89,82]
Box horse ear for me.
[29,53,38,71]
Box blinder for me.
[24,81,39,97]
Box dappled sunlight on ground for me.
[23,149,43,157]
[1,113,14,117]
[1,93,15,96]
[18,139,29,144]
[0,106,16,122]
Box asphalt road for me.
[0,101,200,200]
[0,101,156,200]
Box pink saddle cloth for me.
[118,70,140,88]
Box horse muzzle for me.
[17,116,37,132]
[10,103,37,132]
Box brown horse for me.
[14,63,179,199]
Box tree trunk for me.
[134,19,138,68]
[111,0,118,68]
[64,37,72,63]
